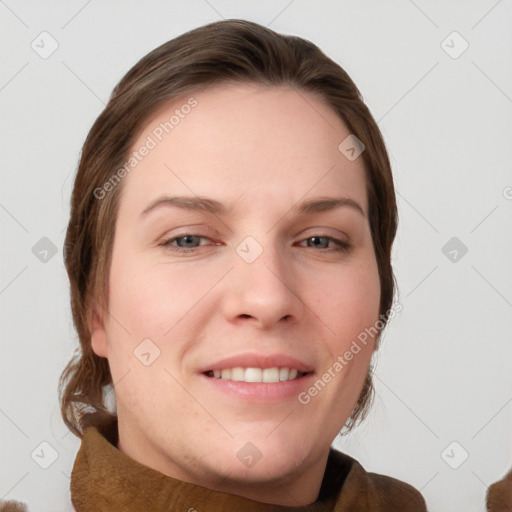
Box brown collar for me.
[70,414,427,511]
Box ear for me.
[90,305,108,357]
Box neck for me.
[117,419,329,506]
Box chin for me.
[208,437,308,477]
[206,452,305,486]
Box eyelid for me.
[298,227,352,244]
[164,234,211,243]
[157,225,219,242]
[159,232,352,254]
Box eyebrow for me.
[140,195,365,218]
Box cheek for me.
[108,256,207,338]
[316,255,381,354]
[104,258,190,408]
[108,245,381,342]
[105,256,223,391]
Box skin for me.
[90,83,381,506]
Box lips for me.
[197,352,315,374]
[205,367,307,383]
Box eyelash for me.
[160,234,351,253]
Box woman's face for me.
[91,83,381,504]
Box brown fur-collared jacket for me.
[486,468,512,511]
[2,417,428,511]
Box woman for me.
[2,19,428,511]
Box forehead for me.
[118,83,368,218]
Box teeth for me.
[263,368,279,382]
[231,367,245,381]
[207,367,304,383]
[245,368,262,382]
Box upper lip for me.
[198,353,315,374]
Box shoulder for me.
[327,448,428,512]
[365,469,428,511]
[0,500,29,512]
[486,467,512,511]
[0,497,75,512]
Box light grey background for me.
[1,1,511,511]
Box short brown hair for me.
[59,19,398,438]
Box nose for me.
[221,242,305,330]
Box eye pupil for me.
[178,235,199,247]
[309,236,328,248]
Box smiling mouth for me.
[203,367,310,383]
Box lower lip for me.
[198,372,316,403]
